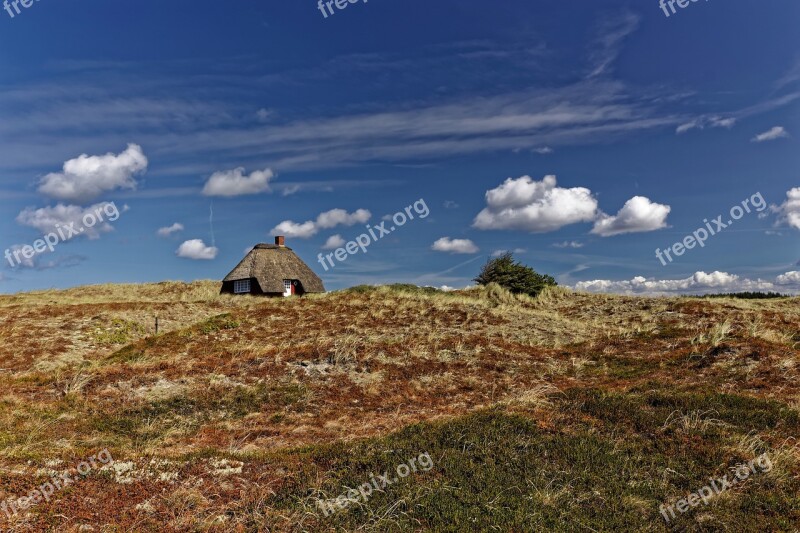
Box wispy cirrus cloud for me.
[3,247,85,271]
[553,241,584,249]
[676,115,736,134]
[587,12,640,78]
[2,55,797,183]
[0,74,682,176]
[674,92,800,136]
[492,248,526,257]
[0,45,796,186]
[16,202,124,240]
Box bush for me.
[344,284,443,296]
[694,292,789,299]
[92,318,148,346]
[199,314,240,334]
[474,253,556,297]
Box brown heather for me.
[0,282,798,531]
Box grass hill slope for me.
[0,282,798,531]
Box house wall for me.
[220,278,276,297]
[220,278,305,297]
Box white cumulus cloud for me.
[591,196,671,237]
[776,271,800,285]
[315,208,371,229]
[773,188,800,230]
[432,237,479,254]
[271,208,371,239]
[710,117,737,128]
[202,167,274,197]
[752,126,789,142]
[157,223,184,237]
[38,144,148,204]
[322,234,346,250]
[473,175,598,233]
[272,220,317,239]
[176,239,218,260]
[473,175,668,237]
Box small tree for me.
[474,253,556,297]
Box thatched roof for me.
[223,243,326,293]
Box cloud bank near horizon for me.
[573,270,800,296]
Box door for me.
[283,280,292,297]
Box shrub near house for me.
[474,253,557,297]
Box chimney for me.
[275,235,285,247]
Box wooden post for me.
[155,317,159,335]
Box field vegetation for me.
[0,281,798,531]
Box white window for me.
[234,279,251,294]
[283,279,293,297]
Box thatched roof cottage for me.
[221,236,326,296]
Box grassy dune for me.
[0,282,798,531]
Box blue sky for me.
[1,0,799,295]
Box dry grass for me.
[0,282,798,531]
[662,409,731,434]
